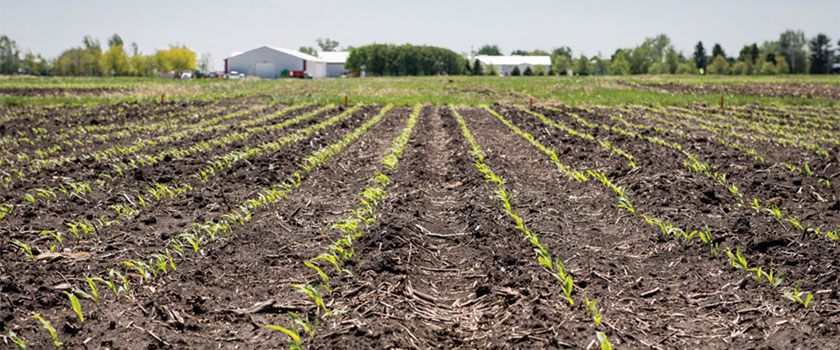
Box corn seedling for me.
[31,314,60,349]
[304,260,330,293]
[40,230,62,252]
[804,163,813,177]
[10,238,34,258]
[763,269,784,290]
[786,217,804,232]
[782,280,814,308]
[725,248,749,273]
[4,326,27,350]
[293,284,328,313]
[83,276,101,306]
[596,331,612,350]
[264,323,302,350]
[585,297,602,328]
[750,198,761,213]
[766,205,783,221]
[63,290,84,323]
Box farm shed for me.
[474,55,551,76]
[224,46,326,79]
[318,51,350,78]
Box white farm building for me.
[225,46,327,79]
[474,55,551,76]
[318,51,350,78]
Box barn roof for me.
[227,46,325,62]
[318,51,350,64]
[474,55,551,66]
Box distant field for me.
[1,75,838,106]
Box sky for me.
[1,0,838,70]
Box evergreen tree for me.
[711,43,725,59]
[523,66,533,75]
[477,45,501,55]
[693,41,707,70]
[472,59,483,75]
[809,34,834,74]
[511,66,521,76]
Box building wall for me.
[496,64,551,76]
[326,63,346,78]
[227,47,305,78]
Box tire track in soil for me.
[312,107,589,350]
[469,107,840,349]
[0,106,407,350]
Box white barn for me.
[318,51,350,78]
[474,55,551,76]
[225,46,327,79]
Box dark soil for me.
[0,87,128,97]
[619,80,840,100]
[1,102,839,349]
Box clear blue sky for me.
[1,0,838,70]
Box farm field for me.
[2,78,840,349]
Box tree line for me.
[0,34,203,76]
[344,44,466,76]
[478,30,836,76]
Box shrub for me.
[674,61,698,74]
[706,55,730,75]
[511,66,521,76]
[523,66,533,76]
[731,61,751,75]
[647,62,670,74]
[759,60,776,74]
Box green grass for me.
[0,75,837,107]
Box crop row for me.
[565,108,840,243]
[8,105,358,257]
[0,104,320,225]
[266,105,421,349]
[4,105,394,349]
[489,106,817,340]
[454,106,613,349]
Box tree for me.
[532,65,547,76]
[477,45,501,55]
[82,35,103,75]
[675,61,698,74]
[523,66,533,76]
[778,30,808,73]
[591,55,609,75]
[155,45,196,71]
[731,61,751,75]
[738,43,759,63]
[693,41,707,70]
[472,59,483,76]
[664,47,682,74]
[22,51,49,75]
[0,35,21,74]
[344,44,465,76]
[299,46,317,56]
[573,55,589,75]
[108,34,123,48]
[647,62,669,74]
[551,55,572,75]
[759,60,777,75]
[100,44,130,76]
[711,43,726,59]
[809,34,834,74]
[198,53,213,72]
[511,49,530,56]
[511,66,521,76]
[316,38,340,52]
[485,63,498,76]
[706,55,730,75]
[774,55,790,74]
[610,50,630,75]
